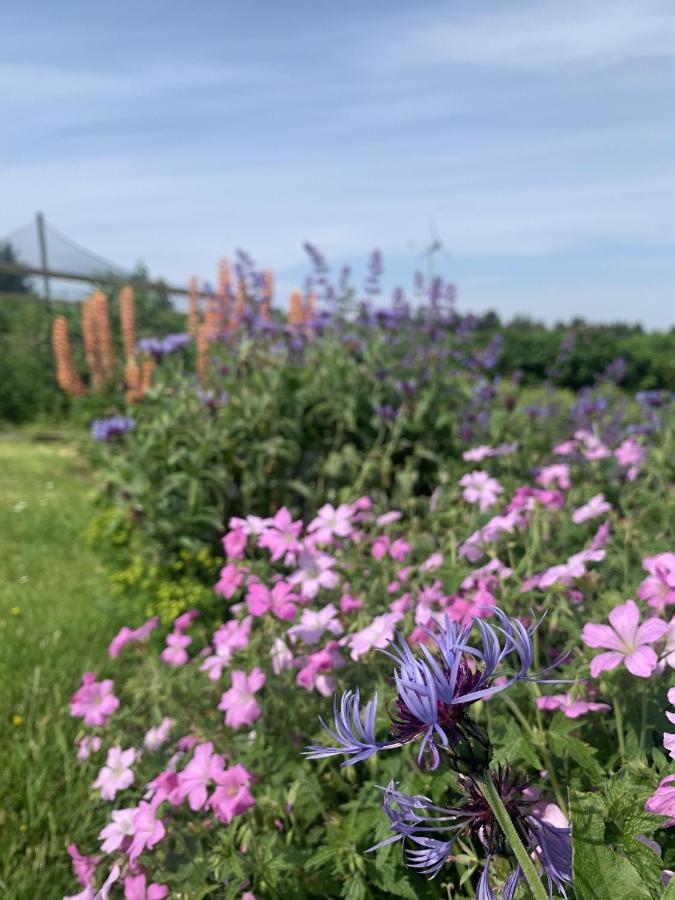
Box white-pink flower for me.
[99,807,137,853]
[129,800,166,861]
[307,503,354,543]
[581,599,668,678]
[199,616,253,681]
[218,668,266,728]
[177,741,225,810]
[77,735,102,763]
[663,686,675,760]
[572,493,611,525]
[289,549,339,599]
[286,604,343,645]
[536,464,571,490]
[92,746,136,800]
[458,470,504,512]
[344,612,402,660]
[144,717,173,751]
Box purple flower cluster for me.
[137,333,190,359]
[91,416,135,442]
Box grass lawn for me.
[0,435,124,899]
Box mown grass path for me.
[0,436,122,899]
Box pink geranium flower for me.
[308,503,354,544]
[462,445,493,462]
[572,493,611,524]
[146,767,183,806]
[199,616,253,681]
[287,604,343,645]
[638,552,675,612]
[67,844,101,887]
[246,580,300,620]
[420,552,443,572]
[160,631,191,666]
[99,807,137,853]
[123,874,169,900]
[108,616,159,658]
[177,742,225,810]
[664,686,675,760]
[615,437,645,480]
[389,538,413,561]
[345,612,402,660]
[218,668,266,728]
[173,608,199,631]
[536,692,611,719]
[340,593,364,613]
[258,507,303,561]
[536,464,571,490]
[270,636,294,674]
[223,527,248,560]
[77,735,102,762]
[214,563,246,599]
[289,549,339,599]
[581,599,668,678]
[376,510,402,526]
[65,864,120,900]
[371,535,390,560]
[144,717,173,751]
[295,640,345,696]
[459,470,504,512]
[70,673,120,727]
[129,800,166,861]
[93,746,136,801]
[207,763,255,824]
[645,775,675,826]
[447,583,496,626]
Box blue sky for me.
[1,0,675,327]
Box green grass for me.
[0,435,123,899]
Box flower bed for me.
[62,408,675,898]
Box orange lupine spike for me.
[51,316,87,396]
[81,296,103,390]
[120,286,136,360]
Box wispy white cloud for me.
[374,0,675,69]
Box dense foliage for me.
[0,287,183,424]
[60,383,675,898]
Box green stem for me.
[501,693,568,816]
[477,773,548,900]
[639,681,648,754]
[614,692,626,764]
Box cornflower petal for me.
[304,689,397,765]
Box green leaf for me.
[571,790,653,900]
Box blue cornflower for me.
[91,415,135,442]
[371,771,572,896]
[306,608,564,769]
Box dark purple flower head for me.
[91,415,135,442]
[370,771,572,893]
[306,609,565,770]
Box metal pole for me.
[36,212,51,303]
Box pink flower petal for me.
[607,600,639,644]
[636,617,669,645]
[589,651,624,677]
[624,645,658,678]
[581,623,623,651]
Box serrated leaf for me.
[571,790,653,900]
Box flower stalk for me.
[476,772,548,900]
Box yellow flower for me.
[10,607,20,616]
[12,714,24,726]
